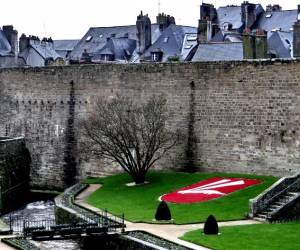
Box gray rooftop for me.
[19,41,62,67]
[254,10,298,32]
[0,30,11,56]
[192,42,243,62]
[144,24,197,61]
[268,31,293,58]
[217,6,243,30]
[217,4,263,31]
[70,24,161,60]
[93,37,136,61]
[53,40,79,51]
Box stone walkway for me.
[0,236,19,250]
[75,184,262,250]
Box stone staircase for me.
[249,173,300,222]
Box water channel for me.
[1,199,82,250]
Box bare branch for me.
[80,95,179,184]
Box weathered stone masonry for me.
[1,60,300,189]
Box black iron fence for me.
[8,209,125,235]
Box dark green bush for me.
[155,201,172,220]
[203,215,219,235]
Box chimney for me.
[19,33,29,53]
[255,29,268,59]
[200,3,217,22]
[156,13,175,31]
[293,6,300,58]
[243,28,255,59]
[2,25,18,57]
[197,3,217,43]
[266,4,282,12]
[243,28,268,59]
[241,1,256,29]
[136,11,152,55]
[197,20,210,43]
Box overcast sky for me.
[0,0,299,39]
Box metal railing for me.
[250,173,300,217]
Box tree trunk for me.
[132,172,146,185]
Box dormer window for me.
[86,36,93,42]
[151,49,163,62]
[187,36,197,41]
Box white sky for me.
[0,0,299,39]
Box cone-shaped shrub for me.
[203,215,218,235]
[155,201,172,221]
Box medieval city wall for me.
[0,60,300,189]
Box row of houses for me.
[1,1,300,68]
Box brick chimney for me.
[293,5,300,58]
[136,11,152,55]
[241,1,256,29]
[2,25,18,58]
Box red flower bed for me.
[161,177,261,204]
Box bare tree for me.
[81,95,178,184]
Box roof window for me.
[285,39,291,45]
[187,36,197,41]
[163,37,169,43]
[99,34,103,38]
[185,45,193,49]
[265,14,272,18]
[86,35,93,42]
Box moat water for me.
[1,200,82,250]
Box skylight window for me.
[86,36,93,42]
[99,34,103,38]
[265,14,272,18]
[163,37,169,43]
[187,36,197,41]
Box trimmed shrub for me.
[203,215,219,235]
[155,201,172,220]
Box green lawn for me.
[181,222,300,250]
[85,171,277,224]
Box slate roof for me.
[217,6,243,30]
[192,42,243,62]
[92,37,136,61]
[19,41,62,67]
[217,4,263,31]
[53,39,79,58]
[0,30,11,56]
[53,40,79,51]
[211,30,242,42]
[70,24,161,60]
[143,24,197,61]
[254,10,298,32]
[268,31,292,58]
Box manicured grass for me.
[181,222,300,250]
[85,171,277,224]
